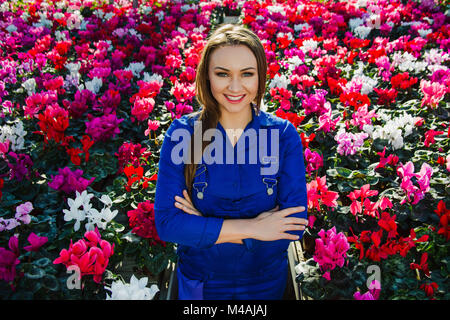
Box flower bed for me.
[0,0,448,300]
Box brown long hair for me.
[184,24,268,198]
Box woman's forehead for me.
[209,45,257,70]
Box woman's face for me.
[207,45,259,117]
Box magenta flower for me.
[48,167,95,194]
[304,148,323,174]
[85,113,123,142]
[300,89,329,116]
[354,280,381,300]
[23,232,48,252]
[313,227,350,280]
[0,236,20,282]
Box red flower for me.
[36,104,70,144]
[378,212,398,239]
[410,252,431,277]
[420,282,438,298]
[434,200,450,241]
[127,201,165,245]
[275,108,304,128]
[424,129,444,148]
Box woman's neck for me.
[218,106,253,130]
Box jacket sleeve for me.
[276,120,308,239]
[154,119,224,249]
[243,120,308,251]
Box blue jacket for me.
[154,106,308,281]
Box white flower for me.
[105,275,159,300]
[125,62,146,78]
[354,25,372,39]
[0,120,27,151]
[142,72,163,85]
[349,18,364,31]
[268,74,289,90]
[418,28,432,38]
[82,77,103,94]
[300,39,318,53]
[22,78,36,96]
[63,190,94,231]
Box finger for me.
[280,206,305,217]
[183,189,193,204]
[269,205,280,212]
[280,233,301,241]
[175,201,201,216]
[285,217,309,226]
[283,224,306,232]
[175,195,195,209]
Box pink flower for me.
[145,120,160,136]
[397,162,433,205]
[171,80,196,103]
[23,232,48,252]
[420,80,446,108]
[313,227,350,280]
[307,176,339,211]
[53,228,114,284]
[15,202,33,224]
[131,97,155,122]
[350,104,378,130]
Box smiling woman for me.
[154,24,308,300]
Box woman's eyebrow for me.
[214,67,256,71]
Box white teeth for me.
[225,95,244,101]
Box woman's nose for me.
[228,77,243,92]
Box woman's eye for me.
[216,72,228,77]
[243,72,254,77]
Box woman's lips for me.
[224,94,245,103]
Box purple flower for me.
[48,167,95,194]
[15,202,33,224]
[7,152,33,181]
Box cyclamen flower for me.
[131,97,155,122]
[115,142,151,174]
[127,201,164,245]
[171,80,195,103]
[63,190,117,232]
[37,104,69,144]
[23,232,48,252]
[48,167,95,194]
[6,152,33,181]
[0,236,20,282]
[397,162,433,205]
[304,148,323,174]
[313,226,350,280]
[53,228,114,284]
[85,113,123,142]
[420,80,446,108]
[300,90,329,116]
[434,200,450,241]
[334,129,368,156]
[350,104,378,130]
[105,275,159,300]
[354,280,381,300]
[15,202,33,224]
[307,176,339,212]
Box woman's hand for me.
[174,189,202,216]
[249,206,307,241]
